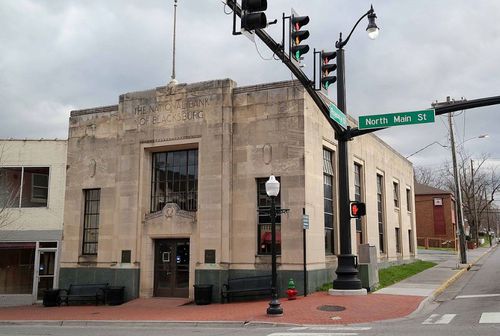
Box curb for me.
[432,244,497,298]
[404,245,497,321]
[0,320,301,328]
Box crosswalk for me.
[264,313,500,336]
[422,312,500,324]
[267,326,371,336]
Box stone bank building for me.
[60,79,416,301]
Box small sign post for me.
[302,209,308,296]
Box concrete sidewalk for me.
[376,246,493,297]
[0,245,495,326]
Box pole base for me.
[328,288,367,296]
[266,298,283,316]
[332,254,362,290]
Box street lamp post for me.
[333,6,379,291]
[265,175,287,316]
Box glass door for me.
[36,250,56,300]
[154,239,189,297]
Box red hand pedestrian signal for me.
[350,202,366,218]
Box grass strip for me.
[317,260,436,292]
[377,260,436,290]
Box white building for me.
[0,139,67,306]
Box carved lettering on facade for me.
[134,97,209,127]
[140,134,201,144]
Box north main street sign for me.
[358,109,435,130]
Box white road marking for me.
[268,333,358,336]
[480,312,500,323]
[422,314,439,324]
[290,327,371,331]
[456,293,500,299]
[422,314,456,324]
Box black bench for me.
[221,275,273,303]
[60,283,109,306]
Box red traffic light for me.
[350,202,366,218]
[352,204,359,216]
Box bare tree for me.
[441,150,500,244]
[415,148,500,245]
[0,144,21,236]
[414,166,445,189]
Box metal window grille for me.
[406,188,412,212]
[82,189,100,255]
[354,163,363,237]
[377,174,385,253]
[393,182,400,208]
[257,177,281,255]
[323,149,335,254]
[151,149,198,212]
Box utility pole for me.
[484,188,492,247]
[448,112,468,264]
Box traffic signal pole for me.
[228,0,500,294]
[333,47,363,290]
[227,0,365,291]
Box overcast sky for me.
[1,0,500,172]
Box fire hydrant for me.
[286,278,298,300]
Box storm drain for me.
[317,305,346,312]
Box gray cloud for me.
[1,0,499,169]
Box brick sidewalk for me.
[0,292,423,325]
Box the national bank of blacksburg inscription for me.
[134,96,209,127]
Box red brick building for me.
[415,183,457,249]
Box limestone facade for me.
[60,79,416,301]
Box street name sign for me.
[329,103,347,129]
[358,109,435,130]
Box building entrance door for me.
[154,239,189,297]
[35,249,56,300]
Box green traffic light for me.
[295,50,300,60]
[323,82,329,89]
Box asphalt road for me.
[1,246,499,336]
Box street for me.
[1,247,499,336]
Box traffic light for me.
[350,202,366,219]
[290,13,310,62]
[320,51,337,90]
[241,0,268,31]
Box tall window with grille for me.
[151,149,198,212]
[354,163,363,245]
[406,187,412,212]
[393,181,400,208]
[257,177,281,255]
[82,189,100,255]
[376,174,385,253]
[395,227,401,253]
[323,149,335,254]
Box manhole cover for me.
[317,305,345,312]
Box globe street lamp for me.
[265,175,285,316]
[333,5,379,292]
